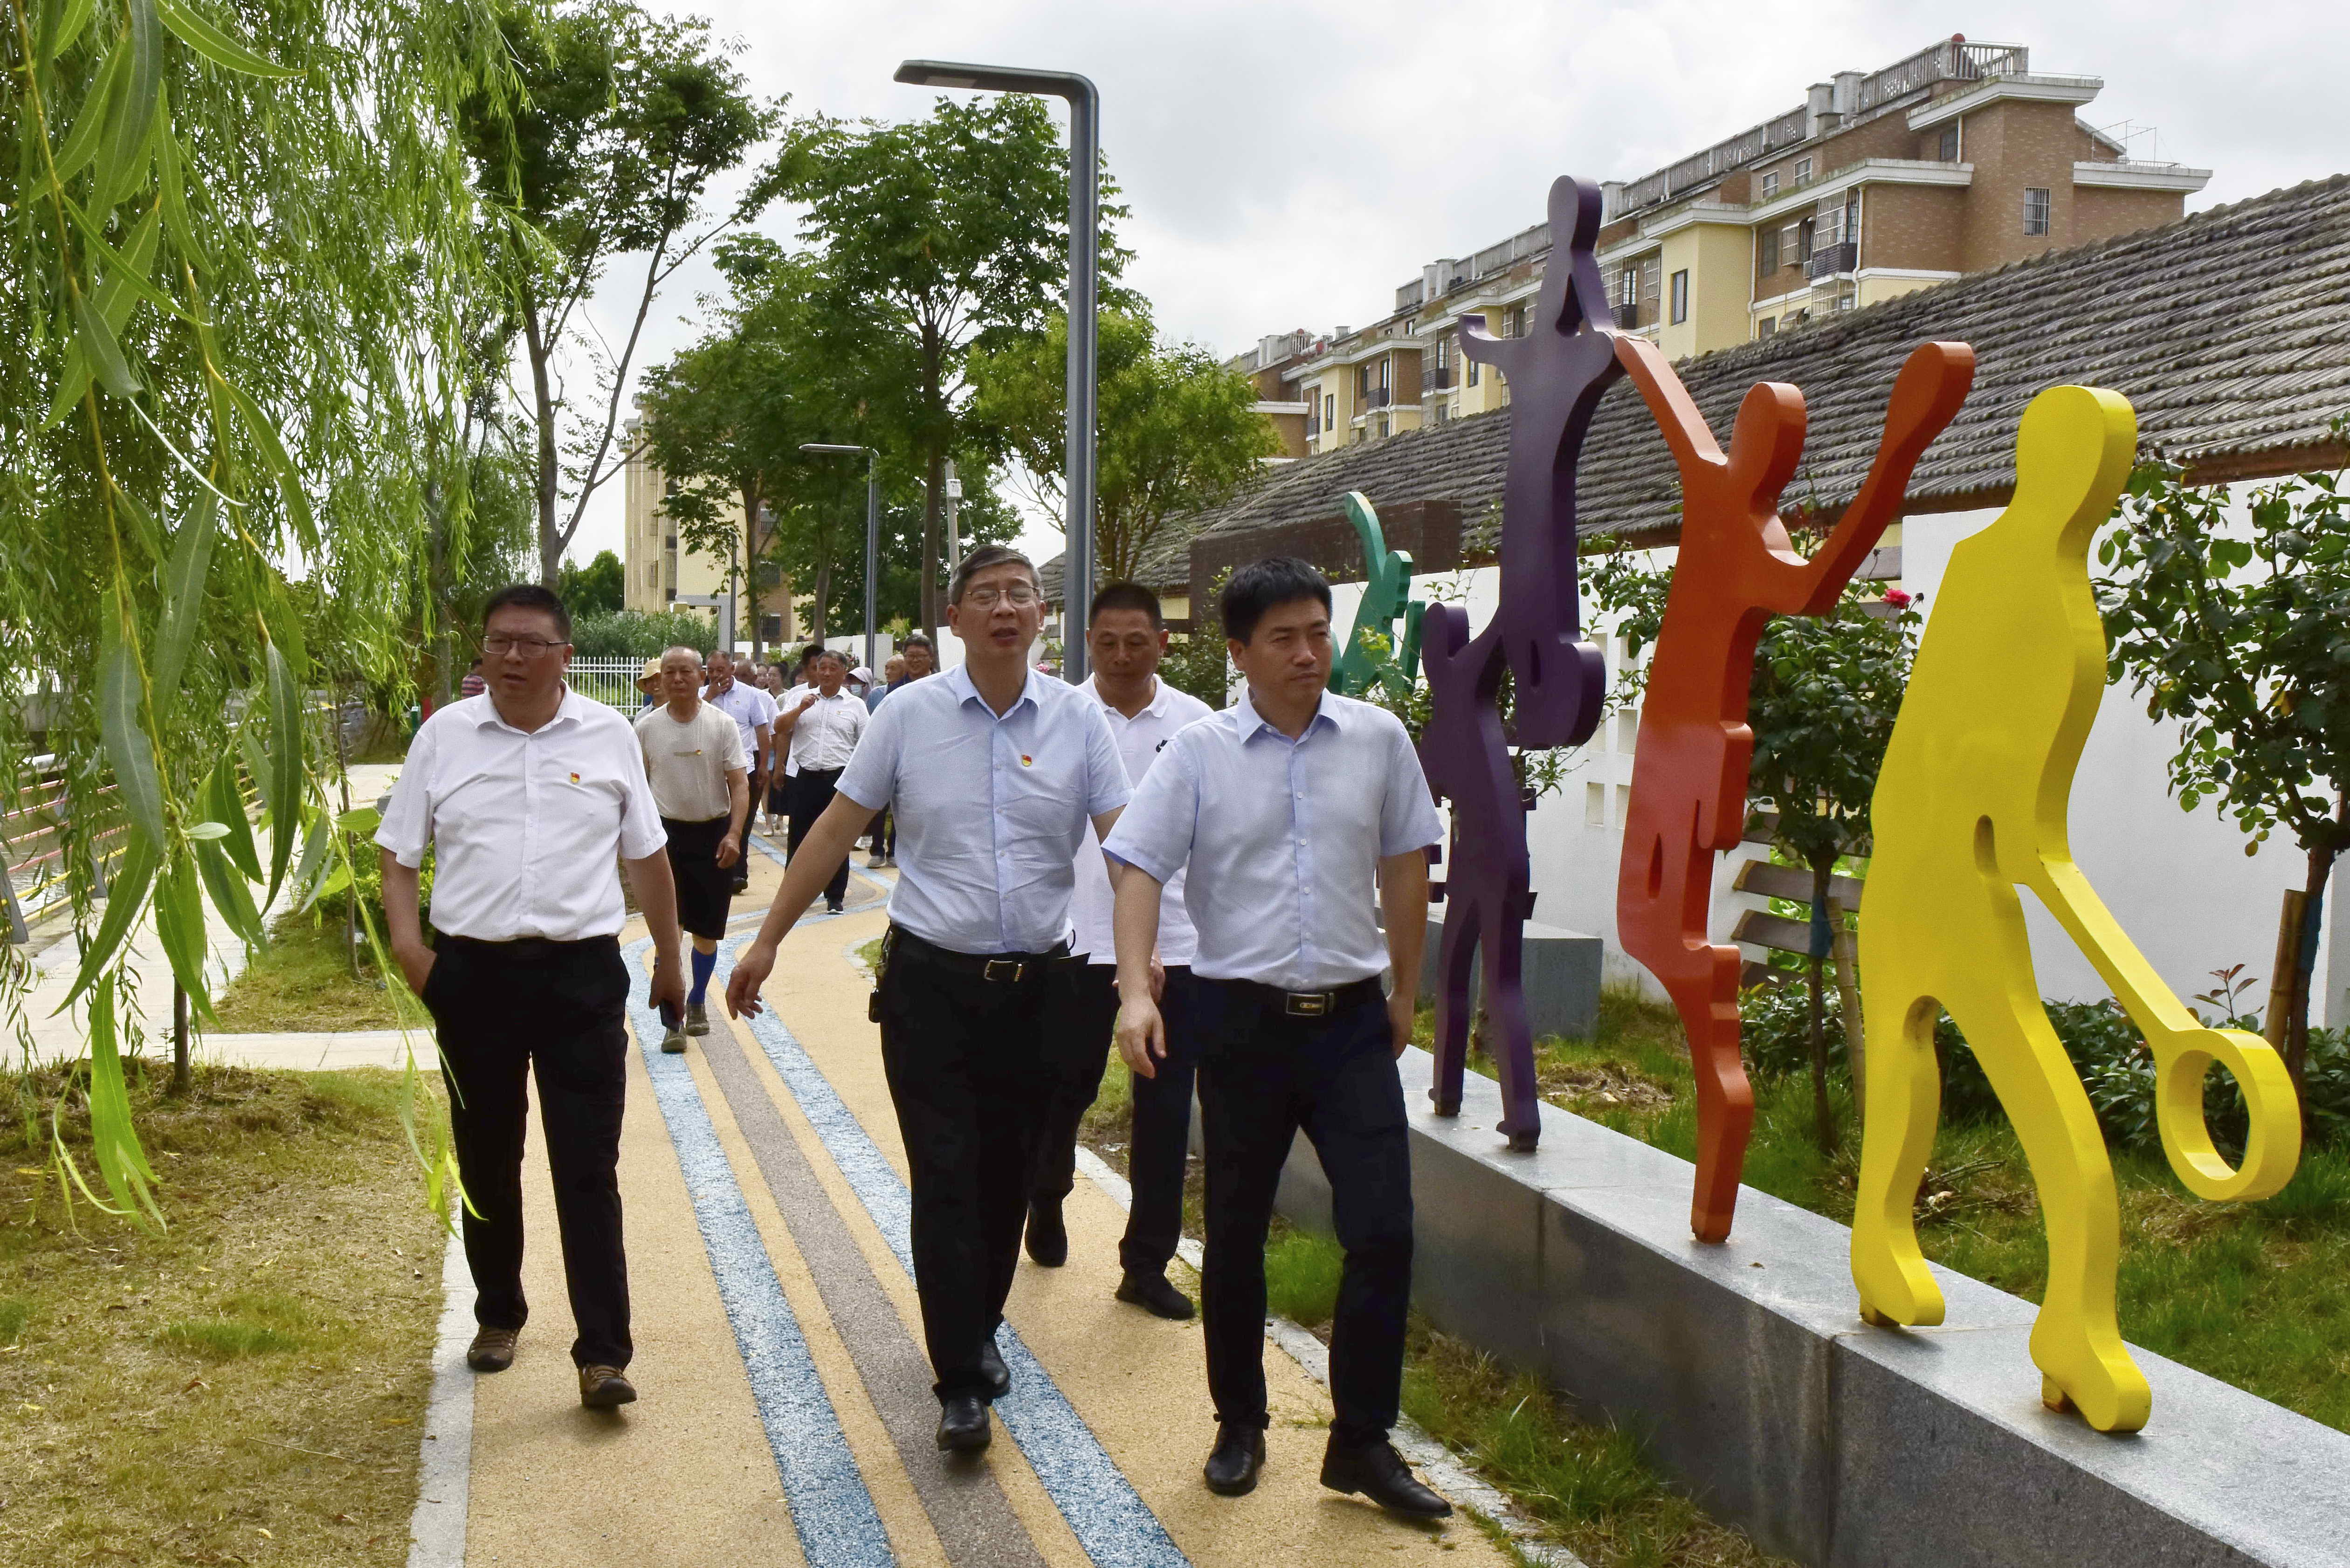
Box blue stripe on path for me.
[622,942,896,1568]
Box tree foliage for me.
[558,548,624,615]
[460,0,772,582]
[969,310,1276,581]
[2096,445,2350,1081]
[2,0,509,1218]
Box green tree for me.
[2097,446,2350,1096]
[969,311,1277,581]
[2,0,503,1215]
[462,0,772,583]
[757,94,1129,637]
[558,548,625,615]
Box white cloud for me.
[561,0,2348,566]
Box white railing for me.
[570,657,649,712]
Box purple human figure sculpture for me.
[1420,603,1542,1149]
[1418,174,1622,1152]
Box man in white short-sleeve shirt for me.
[725,545,1129,1457]
[770,647,868,914]
[1024,582,1212,1326]
[1103,557,1450,1517]
[377,585,684,1413]
[703,651,774,889]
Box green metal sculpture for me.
[1330,490,1424,697]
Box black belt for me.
[885,925,1070,985]
[1215,975,1385,1018]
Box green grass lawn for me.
[211,914,416,1034]
[1464,984,2350,1433]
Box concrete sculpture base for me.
[1419,916,1603,1043]
[1276,1046,2350,1568]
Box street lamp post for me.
[895,59,1098,682]
[800,443,880,677]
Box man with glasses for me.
[703,651,775,893]
[377,584,685,1411]
[726,544,1128,1458]
[770,647,867,915]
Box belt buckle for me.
[1284,990,1329,1018]
[984,959,1027,983]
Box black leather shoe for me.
[1320,1437,1452,1518]
[936,1395,991,1453]
[1115,1270,1196,1321]
[1023,1198,1068,1266]
[1202,1423,1265,1496]
[978,1338,1011,1401]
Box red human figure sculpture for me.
[1455,174,1623,752]
[1610,335,1975,1243]
[1419,603,1543,1149]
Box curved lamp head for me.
[895,60,1097,106]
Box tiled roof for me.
[1042,173,2350,594]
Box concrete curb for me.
[404,1228,475,1568]
[1069,1146,1588,1568]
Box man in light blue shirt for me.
[726,544,1129,1457]
[1104,556,1451,1519]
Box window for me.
[1620,266,1638,306]
[2024,186,2052,236]
[1357,364,1371,401]
[1794,157,1812,184]
[1796,216,1816,262]
[1467,357,1480,387]
[1324,392,1335,431]
[1844,190,1861,251]
[1760,170,1780,199]
[1757,227,1780,275]
[1669,269,1689,325]
[1756,316,1777,339]
[1937,124,1959,161]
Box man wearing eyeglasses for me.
[726,544,1129,1458]
[376,584,686,1412]
[703,651,775,894]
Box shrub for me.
[570,608,719,660]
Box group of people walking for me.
[375,544,1453,1520]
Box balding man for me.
[634,647,749,1048]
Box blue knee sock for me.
[689,947,716,1004]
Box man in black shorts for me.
[634,646,750,1047]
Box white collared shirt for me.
[1103,686,1442,991]
[376,688,668,942]
[786,687,868,773]
[1069,675,1211,965]
[705,679,776,768]
[836,663,1130,955]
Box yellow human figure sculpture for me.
[1852,385,2302,1434]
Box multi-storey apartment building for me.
[619,417,795,647]
[1273,35,2207,453]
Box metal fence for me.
[570,657,649,712]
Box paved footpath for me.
[410,842,1514,1568]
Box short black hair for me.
[482,583,572,641]
[812,647,847,667]
[797,641,826,666]
[903,631,934,651]
[1220,557,1331,645]
[948,543,1039,604]
[1090,581,1162,628]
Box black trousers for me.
[1123,966,1200,1277]
[1030,964,1119,1213]
[1195,978,1413,1446]
[875,928,1076,1401]
[424,934,633,1369]
[786,766,851,906]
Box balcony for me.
[1612,303,1641,330]
[1421,365,1454,392]
[1805,241,1857,281]
[1362,386,1393,410]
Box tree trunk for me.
[524,293,562,586]
[742,482,765,668]
[2284,831,2340,1098]
[1808,859,1837,1153]
[922,438,946,644]
[810,552,832,643]
[1826,891,1866,1117]
[171,982,190,1097]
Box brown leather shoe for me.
[466,1326,517,1373]
[579,1365,637,1409]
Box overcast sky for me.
[563,0,2347,566]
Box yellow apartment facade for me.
[619,417,795,647]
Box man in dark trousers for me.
[1104,557,1452,1517]
[769,646,867,915]
[727,544,1128,1457]
[1028,581,1212,1325]
[378,584,685,1410]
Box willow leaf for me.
[47,38,124,185]
[67,197,189,324]
[96,0,165,213]
[151,495,216,721]
[289,806,331,908]
[98,624,168,853]
[227,380,314,548]
[194,838,265,945]
[263,640,303,901]
[81,981,163,1224]
[152,850,215,1020]
[46,0,96,59]
[57,827,159,1013]
[152,108,209,271]
[72,289,139,399]
[203,754,262,883]
[155,0,302,78]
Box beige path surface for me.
[439,832,1509,1567]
